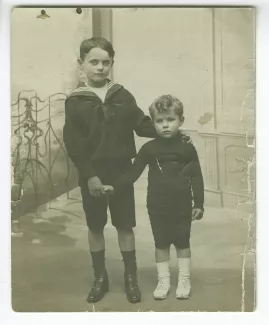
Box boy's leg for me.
[117,227,135,251]
[174,220,192,299]
[176,247,191,258]
[80,183,109,303]
[88,228,105,251]
[154,247,171,300]
[116,227,141,304]
[87,228,109,303]
[109,184,141,303]
[155,247,170,262]
[149,213,172,300]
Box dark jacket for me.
[63,80,156,181]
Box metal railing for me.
[11,90,78,219]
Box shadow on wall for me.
[11,90,78,219]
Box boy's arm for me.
[189,145,204,210]
[134,112,157,138]
[113,146,149,192]
[126,91,157,138]
[63,98,97,180]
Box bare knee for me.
[88,227,104,237]
[116,227,134,236]
[116,227,135,251]
[88,227,105,251]
[176,247,191,258]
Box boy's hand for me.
[88,176,104,197]
[103,185,114,195]
[192,208,204,221]
[179,130,192,144]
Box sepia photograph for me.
[10,7,255,312]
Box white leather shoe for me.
[176,276,191,299]
[153,277,170,300]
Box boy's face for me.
[153,110,184,139]
[79,47,113,86]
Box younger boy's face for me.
[80,47,113,86]
[153,110,184,139]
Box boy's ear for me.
[111,59,115,67]
[179,116,185,126]
[77,58,83,65]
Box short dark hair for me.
[80,37,115,60]
[149,95,184,119]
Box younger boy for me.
[105,95,204,300]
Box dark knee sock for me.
[121,250,137,275]
[91,249,106,277]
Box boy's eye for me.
[155,119,163,123]
[90,60,98,65]
[167,117,175,122]
[103,60,111,66]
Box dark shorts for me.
[80,159,136,231]
[149,212,192,249]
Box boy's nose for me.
[96,63,104,70]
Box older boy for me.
[63,37,157,304]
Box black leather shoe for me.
[87,273,109,303]
[124,274,141,303]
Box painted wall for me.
[112,8,255,208]
[11,8,92,215]
[113,8,215,134]
[11,8,92,99]
[216,8,255,135]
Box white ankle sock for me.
[177,257,191,277]
[156,261,170,279]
